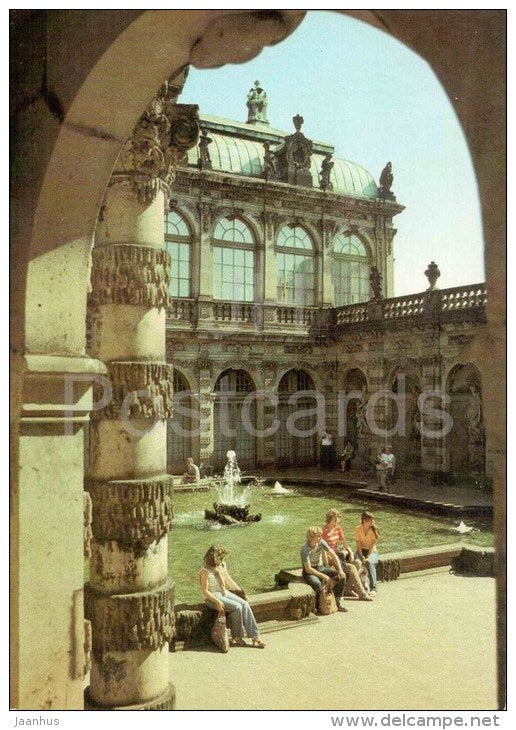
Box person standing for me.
[380,446,396,491]
[320,430,335,470]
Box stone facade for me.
[164,112,489,479]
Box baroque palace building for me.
[160,83,488,478]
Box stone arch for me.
[446,362,485,476]
[276,368,319,467]
[10,8,505,711]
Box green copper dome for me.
[186,114,379,200]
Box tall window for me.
[276,224,315,305]
[165,210,191,298]
[333,232,370,305]
[212,216,255,301]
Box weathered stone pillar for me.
[197,357,215,470]
[85,74,199,710]
[420,354,446,474]
[256,361,278,468]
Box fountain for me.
[204,450,262,526]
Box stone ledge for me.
[274,543,495,586]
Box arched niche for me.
[447,363,485,476]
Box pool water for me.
[170,484,494,604]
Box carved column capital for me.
[114,83,200,205]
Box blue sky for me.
[180,10,485,296]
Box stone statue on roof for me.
[378,161,395,200]
[198,128,212,170]
[370,265,383,301]
[246,80,269,125]
[320,153,334,191]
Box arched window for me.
[212,216,255,301]
[165,210,191,298]
[333,232,370,305]
[276,224,315,305]
[213,369,256,469]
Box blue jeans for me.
[302,567,346,598]
[207,590,259,639]
[355,549,379,590]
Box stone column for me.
[197,358,215,470]
[85,76,199,710]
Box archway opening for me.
[276,369,317,467]
[213,368,256,470]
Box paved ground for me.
[170,569,497,711]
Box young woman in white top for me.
[199,545,265,648]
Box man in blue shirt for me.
[301,526,348,612]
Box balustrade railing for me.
[167,283,487,335]
[334,283,487,330]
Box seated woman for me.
[354,511,381,596]
[182,457,200,484]
[199,544,265,648]
[321,509,373,601]
[301,526,347,612]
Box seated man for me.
[300,526,347,612]
[321,509,373,601]
[182,457,200,484]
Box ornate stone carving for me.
[284,344,313,355]
[263,141,279,181]
[425,261,441,290]
[274,114,314,187]
[92,362,173,420]
[370,265,383,301]
[466,386,484,442]
[199,435,211,448]
[89,245,171,309]
[84,583,174,659]
[319,219,339,248]
[198,128,213,170]
[319,153,334,191]
[115,79,200,204]
[88,475,174,549]
[84,491,93,558]
[247,80,269,124]
[356,387,369,436]
[378,161,396,200]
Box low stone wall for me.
[173,582,315,650]
[173,544,494,651]
[274,543,495,587]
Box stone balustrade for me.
[166,283,486,337]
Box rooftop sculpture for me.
[246,80,269,125]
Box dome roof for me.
[186,115,379,200]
